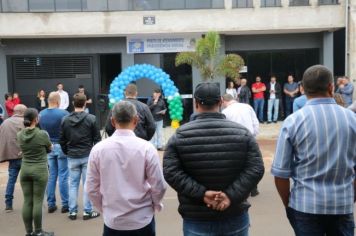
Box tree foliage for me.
[175,31,244,81]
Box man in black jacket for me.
[105,83,156,141]
[266,76,282,124]
[163,83,264,236]
[60,93,101,221]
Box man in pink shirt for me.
[86,101,167,236]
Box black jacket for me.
[60,111,101,158]
[163,112,264,220]
[238,86,251,104]
[266,82,282,99]
[35,97,48,112]
[105,98,156,141]
[147,97,166,121]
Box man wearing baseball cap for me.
[163,82,264,235]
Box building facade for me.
[0,0,353,124]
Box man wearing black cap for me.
[163,83,264,236]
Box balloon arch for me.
[108,64,184,129]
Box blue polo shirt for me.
[272,98,356,215]
[39,108,69,143]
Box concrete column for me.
[310,0,318,7]
[348,0,356,99]
[0,46,8,106]
[225,0,233,9]
[322,31,334,74]
[281,0,289,8]
[253,0,261,8]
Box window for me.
[1,0,28,12]
[289,0,309,6]
[318,0,338,5]
[160,0,184,9]
[55,0,82,11]
[132,0,159,10]
[261,0,281,7]
[233,0,253,8]
[29,0,55,12]
[108,0,130,11]
[186,0,212,9]
[82,0,108,11]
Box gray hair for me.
[13,104,27,116]
[112,101,137,124]
[302,65,333,96]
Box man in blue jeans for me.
[272,65,356,236]
[0,104,26,212]
[283,75,299,117]
[60,93,101,221]
[251,76,266,123]
[39,92,69,214]
[266,76,282,123]
[164,83,264,236]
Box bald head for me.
[13,104,27,116]
[48,92,61,108]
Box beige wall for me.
[0,3,345,38]
[348,0,356,98]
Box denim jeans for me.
[286,207,355,236]
[267,98,279,122]
[150,120,163,149]
[103,217,155,236]
[183,211,249,236]
[285,96,295,117]
[253,98,265,122]
[5,159,22,207]
[47,143,69,208]
[67,156,92,213]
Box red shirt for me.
[252,82,266,99]
[5,100,15,117]
[13,98,21,106]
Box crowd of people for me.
[226,74,355,123]
[0,64,355,236]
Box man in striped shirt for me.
[271,65,356,236]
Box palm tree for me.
[175,31,244,81]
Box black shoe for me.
[61,207,69,213]
[251,189,260,197]
[157,147,165,151]
[273,121,278,123]
[83,211,100,220]
[48,206,57,213]
[267,121,272,124]
[5,205,13,213]
[32,231,54,236]
[68,212,77,220]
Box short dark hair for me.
[23,108,38,127]
[4,93,12,100]
[302,65,333,96]
[125,84,137,97]
[57,82,63,86]
[73,93,87,108]
[78,85,85,89]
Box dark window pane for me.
[1,0,28,12]
[212,0,224,8]
[160,0,184,9]
[108,0,130,10]
[261,0,281,7]
[82,0,107,11]
[289,0,309,6]
[318,0,338,5]
[55,0,82,11]
[29,0,55,12]
[233,0,253,8]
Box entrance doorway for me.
[99,54,122,128]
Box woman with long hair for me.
[17,108,54,236]
[35,89,48,111]
[226,81,237,100]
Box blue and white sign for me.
[127,35,200,54]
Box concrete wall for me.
[0,47,7,107]
[349,0,356,97]
[0,3,345,38]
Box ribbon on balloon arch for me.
[108,64,184,129]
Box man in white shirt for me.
[222,93,260,197]
[222,94,259,137]
[57,83,69,110]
